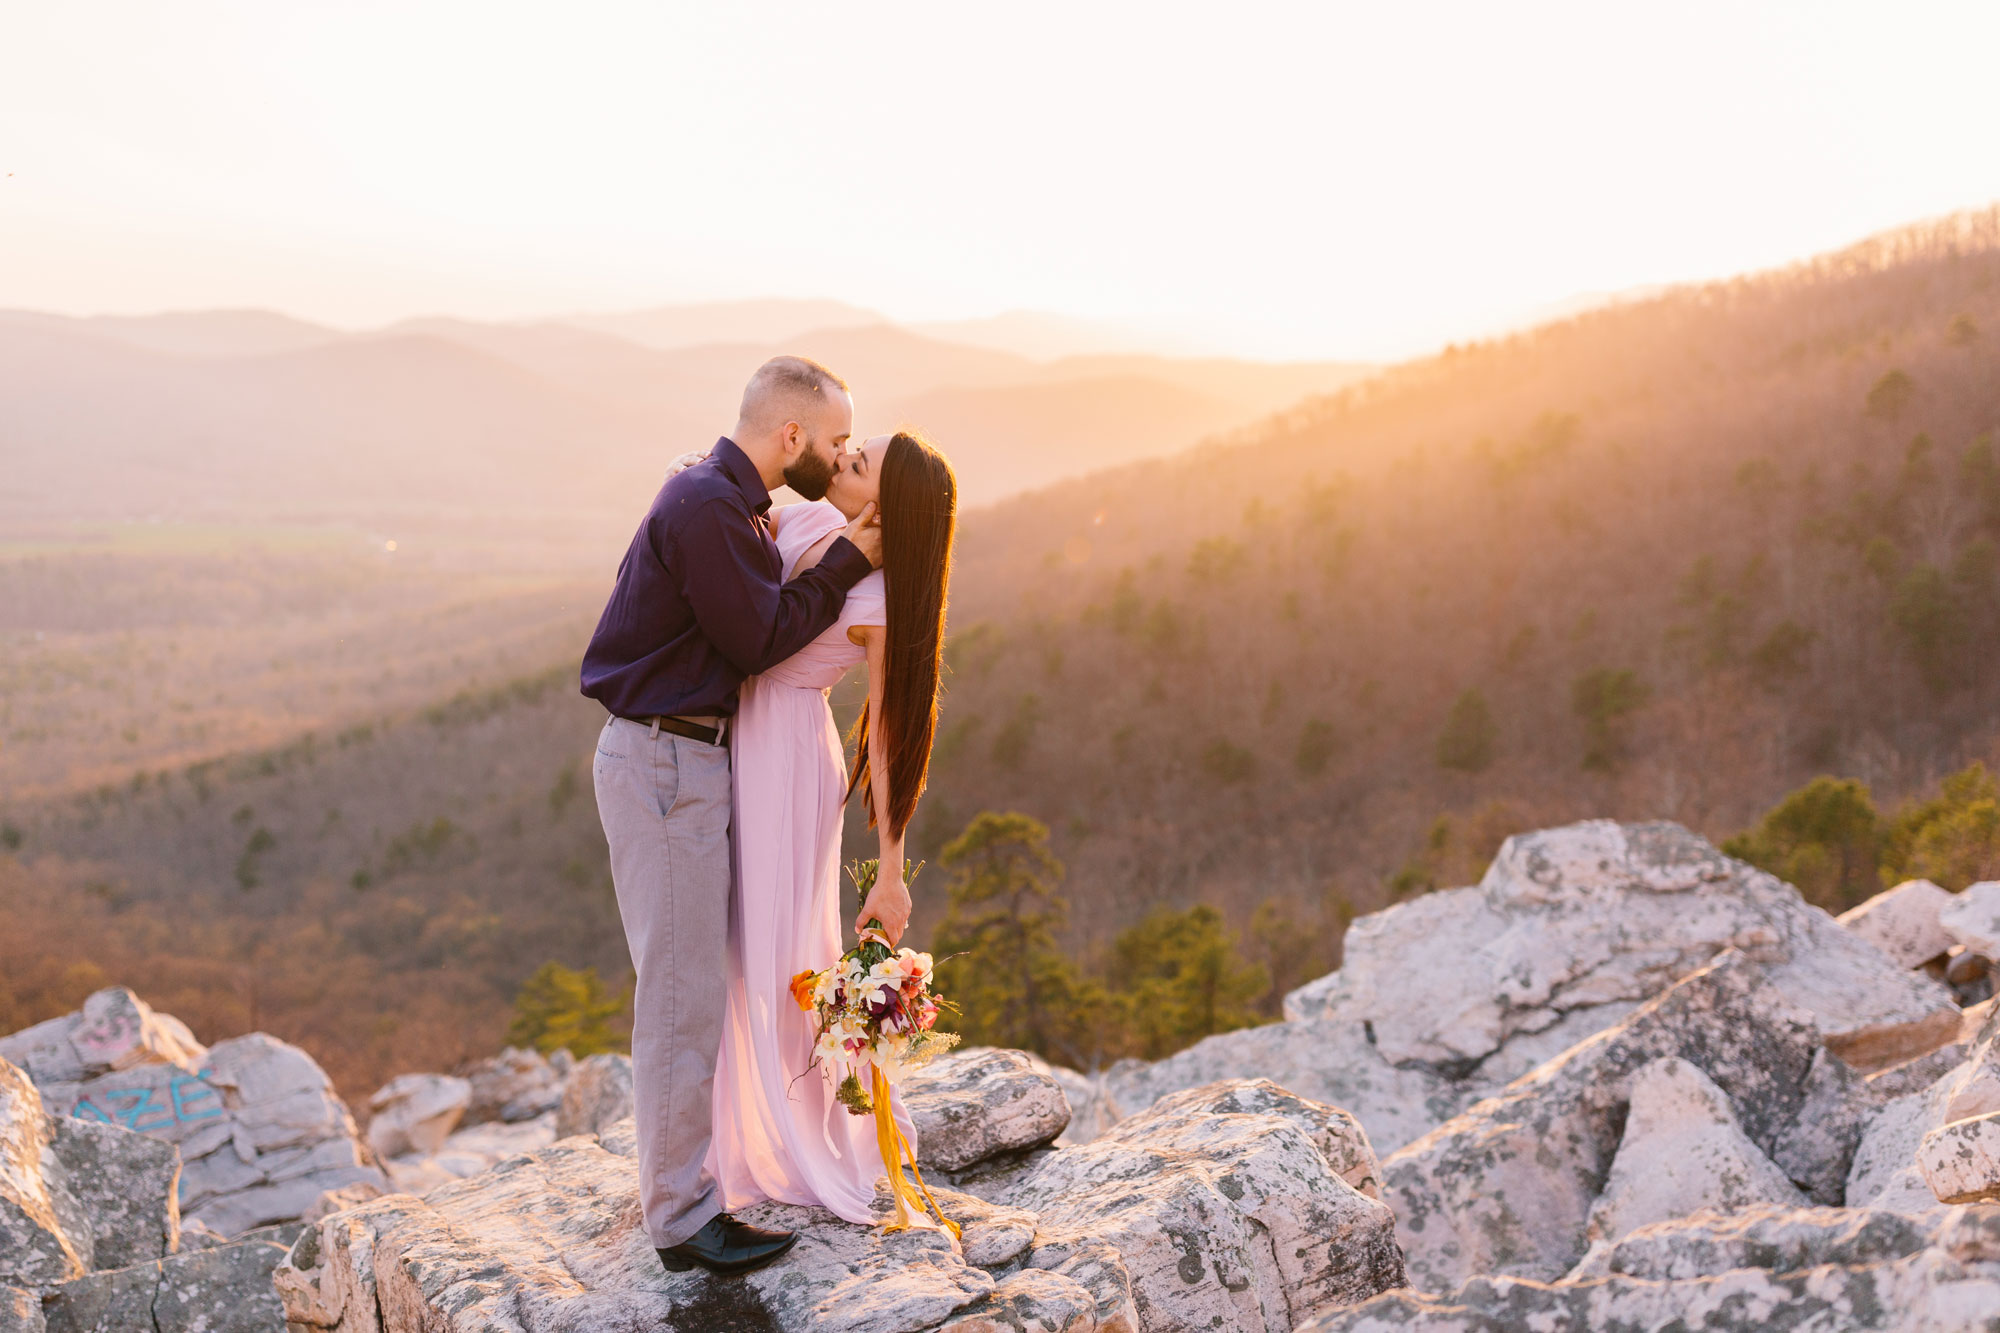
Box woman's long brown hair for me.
[846,430,957,841]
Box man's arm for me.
[674,499,874,676]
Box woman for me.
[705,429,958,1226]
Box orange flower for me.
[789,969,819,1012]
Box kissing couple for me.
[579,356,959,1278]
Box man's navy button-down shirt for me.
[580,437,871,719]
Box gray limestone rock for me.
[1839,880,1959,969]
[1569,1203,1937,1282]
[1941,881,2000,959]
[902,1048,1071,1171]
[553,1052,632,1140]
[456,1047,563,1126]
[1919,1111,2000,1203]
[0,1057,180,1290]
[1382,951,1830,1292]
[5,995,384,1240]
[1582,1056,1806,1246]
[1297,1245,2000,1333]
[39,1236,290,1333]
[1101,1018,1461,1158]
[0,1288,42,1333]
[363,1074,468,1160]
[1001,1080,1405,1331]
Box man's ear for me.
[778,420,804,459]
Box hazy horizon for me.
[10,2,2000,361]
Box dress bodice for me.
[759,502,883,690]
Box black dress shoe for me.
[658,1212,799,1276]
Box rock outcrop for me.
[1839,879,1958,969]
[364,1074,469,1160]
[1941,881,2000,959]
[1090,822,1959,1171]
[554,1052,633,1140]
[276,1071,1403,1333]
[0,990,384,1238]
[1380,951,1840,1291]
[901,1048,1071,1171]
[1,1056,181,1288]
[456,1047,565,1126]
[1302,821,1957,1074]
[1581,1056,1806,1247]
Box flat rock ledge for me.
[276,1076,1402,1333]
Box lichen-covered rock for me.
[0,990,204,1089]
[364,1074,468,1160]
[0,1287,42,1333]
[5,995,384,1239]
[1584,1057,1805,1245]
[1848,1081,1959,1214]
[39,1236,290,1333]
[381,1110,556,1195]
[1566,1203,1937,1282]
[1318,821,1959,1075]
[1839,879,1959,969]
[903,1049,1071,1171]
[1101,1018,1460,1158]
[554,1052,632,1140]
[278,1137,996,1333]
[1919,1111,2000,1203]
[1297,1243,2000,1333]
[1941,881,2000,959]
[1040,1062,1122,1146]
[1145,1079,1384,1200]
[1382,952,1832,1292]
[456,1047,563,1126]
[1,1057,180,1289]
[1000,1080,1405,1330]
[933,1268,1099,1333]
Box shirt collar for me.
[712,437,771,515]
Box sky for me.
[5,1,2000,360]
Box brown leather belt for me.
[618,713,726,746]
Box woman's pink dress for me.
[706,500,915,1225]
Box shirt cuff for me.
[817,536,874,589]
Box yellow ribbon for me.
[870,1065,959,1239]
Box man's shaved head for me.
[730,355,853,501]
[737,356,849,434]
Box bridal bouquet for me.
[790,859,961,1235]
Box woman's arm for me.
[852,625,912,944]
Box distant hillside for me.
[922,207,2000,951]
[0,307,1371,521]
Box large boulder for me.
[1101,1018,1461,1157]
[276,1068,1401,1333]
[1381,951,1839,1292]
[1838,879,1958,968]
[996,1080,1405,1331]
[1566,1202,1937,1282]
[364,1074,469,1160]
[1297,1235,2000,1332]
[1920,1111,2000,1204]
[0,1288,41,1333]
[1,1056,181,1288]
[380,1111,558,1196]
[3,991,385,1238]
[38,1235,291,1333]
[1941,881,2000,958]
[555,1053,633,1140]
[456,1047,564,1126]
[1580,1057,1805,1248]
[1290,821,1958,1076]
[277,1141,999,1333]
[901,1048,1071,1171]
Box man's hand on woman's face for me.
[844,500,884,568]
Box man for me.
[581,356,881,1276]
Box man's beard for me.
[783,448,837,501]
